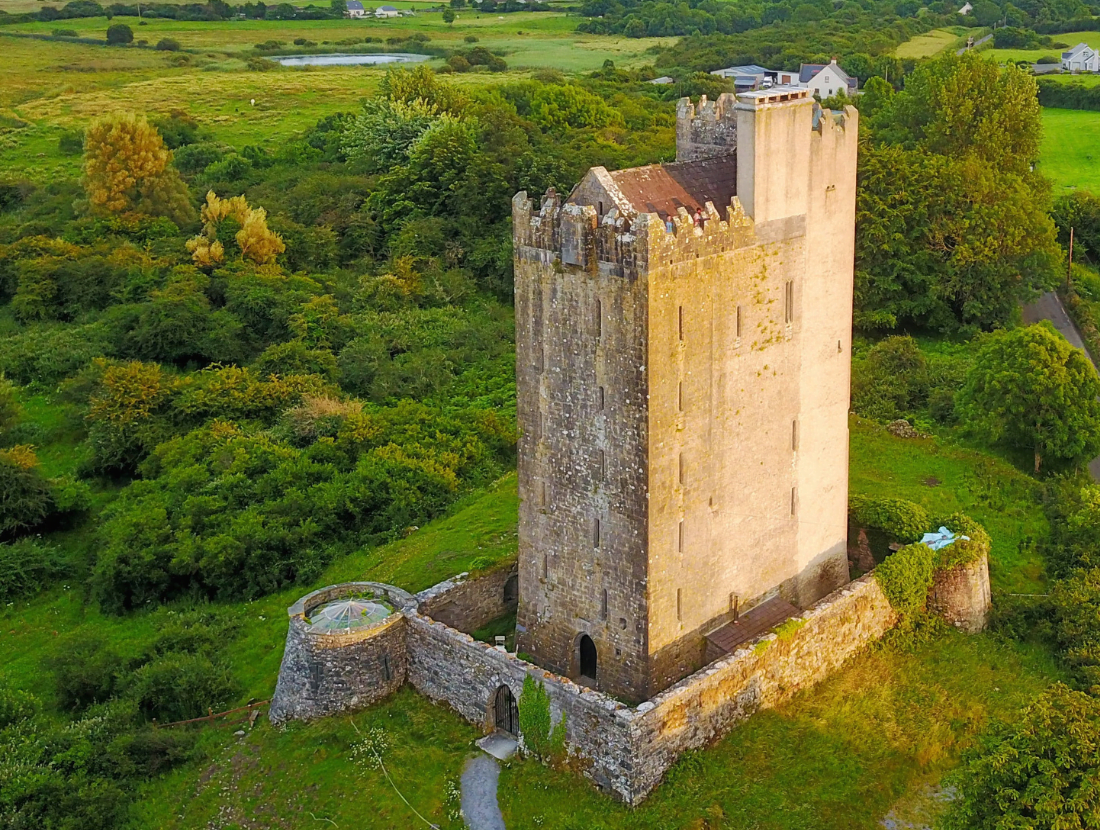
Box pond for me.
[272,52,430,67]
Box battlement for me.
[676,92,739,162]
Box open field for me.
[0,14,670,182]
[1039,107,1100,195]
[894,26,974,59]
[985,30,1100,63]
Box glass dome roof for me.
[306,597,394,634]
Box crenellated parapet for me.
[676,92,739,162]
[514,186,759,279]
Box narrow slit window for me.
[678,381,684,412]
[677,588,683,622]
[543,555,548,579]
[598,449,606,482]
[598,386,605,411]
[792,419,799,451]
[678,305,684,341]
[791,487,797,517]
[595,299,602,339]
[601,589,608,620]
[678,519,684,552]
[382,654,391,681]
[678,452,684,486]
[593,517,601,549]
[598,200,604,217]
[736,305,743,340]
[784,281,794,324]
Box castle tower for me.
[512,88,858,702]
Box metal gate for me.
[494,685,518,735]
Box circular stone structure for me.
[269,582,417,724]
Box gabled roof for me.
[1063,42,1094,59]
[346,0,364,8]
[799,62,857,90]
[378,4,398,9]
[607,156,737,221]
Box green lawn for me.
[986,30,1100,64]
[894,26,974,59]
[1039,107,1100,195]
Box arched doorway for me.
[578,634,597,683]
[493,685,518,735]
[503,574,518,604]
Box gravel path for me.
[461,755,506,830]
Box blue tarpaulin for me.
[920,526,970,551]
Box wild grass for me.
[1038,107,1100,195]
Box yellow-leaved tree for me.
[82,112,194,227]
[186,191,286,268]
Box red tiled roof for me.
[610,156,737,221]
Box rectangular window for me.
[784,281,794,325]
[677,588,683,622]
[593,517,601,549]
[595,298,602,339]
[543,555,548,578]
[736,305,743,340]
[601,589,608,620]
[678,305,684,341]
[598,386,605,411]
[678,452,684,486]
[598,450,606,482]
[792,419,799,451]
[678,381,684,412]
[791,487,797,517]
[678,519,684,553]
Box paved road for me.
[956,32,993,55]
[1022,291,1100,479]
[461,755,506,830]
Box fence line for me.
[153,699,269,730]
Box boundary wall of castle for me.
[271,560,985,803]
[415,563,519,634]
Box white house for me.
[345,0,365,16]
[799,59,857,99]
[958,2,972,14]
[375,4,400,17]
[1062,43,1099,73]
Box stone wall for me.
[929,553,991,634]
[676,93,739,162]
[626,572,896,801]
[269,582,417,724]
[416,562,519,634]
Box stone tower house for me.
[512,88,859,703]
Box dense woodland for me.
[2,11,1100,822]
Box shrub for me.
[0,323,110,386]
[52,27,79,36]
[105,23,133,44]
[874,542,936,619]
[253,340,339,381]
[0,538,65,601]
[518,675,552,757]
[0,685,40,728]
[0,374,19,435]
[1052,568,1100,692]
[125,652,237,723]
[942,684,1100,829]
[933,511,991,570]
[51,637,130,712]
[464,34,478,42]
[173,142,226,174]
[848,493,931,553]
[58,128,85,155]
[851,336,929,421]
[0,446,56,538]
[155,37,181,51]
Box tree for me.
[856,144,1061,331]
[186,191,285,267]
[82,113,194,227]
[342,98,439,172]
[442,8,455,23]
[105,23,133,44]
[877,52,1042,177]
[957,323,1100,472]
[942,684,1100,829]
